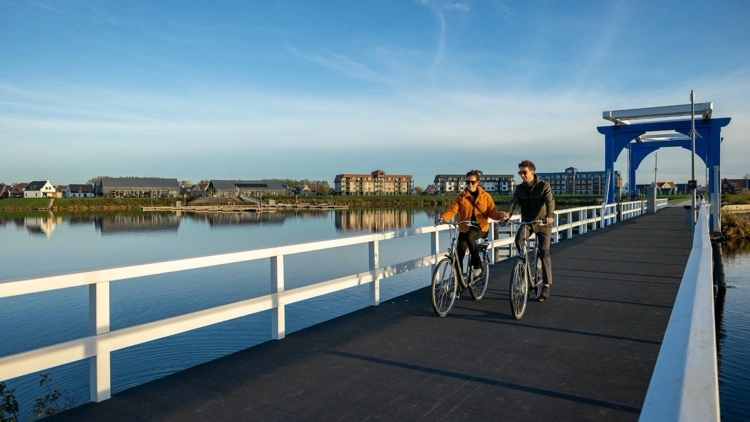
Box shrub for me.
[722,213,750,239]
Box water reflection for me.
[95,214,180,235]
[334,208,442,232]
[185,211,288,228]
[722,238,750,256]
[24,213,62,237]
[718,238,750,421]
[1,209,452,236]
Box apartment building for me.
[536,167,622,196]
[334,170,413,196]
[433,172,515,194]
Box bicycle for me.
[430,220,491,317]
[504,219,546,320]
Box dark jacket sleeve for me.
[542,181,555,218]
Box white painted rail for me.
[1,200,665,405]
[639,203,720,421]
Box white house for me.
[65,184,96,198]
[23,180,56,198]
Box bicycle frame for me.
[515,224,543,291]
[506,219,545,319]
[430,220,491,317]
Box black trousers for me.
[458,227,488,271]
[514,225,553,286]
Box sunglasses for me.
[518,171,528,175]
[466,180,478,185]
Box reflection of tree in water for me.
[723,238,750,257]
[187,211,288,228]
[334,209,414,232]
[95,213,180,235]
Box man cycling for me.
[499,160,555,301]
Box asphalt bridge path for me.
[50,206,692,421]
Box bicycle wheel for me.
[469,249,490,300]
[431,258,457,317]
[534,255,543,298]
[509,260,528,320]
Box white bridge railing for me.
[0,200,665,405]
[640,203,720,421]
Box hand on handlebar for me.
[435,217,446,226]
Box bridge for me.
[0,199,720,421]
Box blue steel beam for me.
[597,117,730,204]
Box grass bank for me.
[0,197,177,212]
[0,193,692,213]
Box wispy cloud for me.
[284,44,395,85]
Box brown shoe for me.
[538,285,550,302]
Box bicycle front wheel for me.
[469,250,490,300]
[431,258,457,317]
[509,260,529,320]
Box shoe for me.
[471,268,482,279]
[538,285,550,302]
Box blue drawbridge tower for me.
[597,102,730,232]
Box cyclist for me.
[437,170,504,281]
[499,160,555,302]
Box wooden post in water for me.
[712,241,726,290]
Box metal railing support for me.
[271,255,285,340]
[89,281,111,402]
[370,240,380,305]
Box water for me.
[1,209,748,420]
[717,239,750,421]
[1,208,446,419]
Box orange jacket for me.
[440,186,502,233]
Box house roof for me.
[68,184,95,193]
[100,177,180,189]
[210,180,289,191]
[26,180,51,190]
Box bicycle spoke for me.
[509,261,528,319]
[469,248,490,300]
[431,258,457,317]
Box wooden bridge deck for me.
[50,205,692,421]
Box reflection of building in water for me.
[65,216,98,227]
[23,215,62,237]
[335,209,413,232]
[187,212,288,228]
[95,214,180,235]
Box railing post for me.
[590,208,597,231]
[579,209,587,234]
[89,281,111,402]
[553,214,560,243]
[271,255,285,340]
[566,211,573,240]
[369,240,380,306]
[488,222,496,264]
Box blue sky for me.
[1,0,748,189]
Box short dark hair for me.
[518,160,536,171]
[466,169,481,179]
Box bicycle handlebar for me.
[501,219,548,227]
[435,219,481,229]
